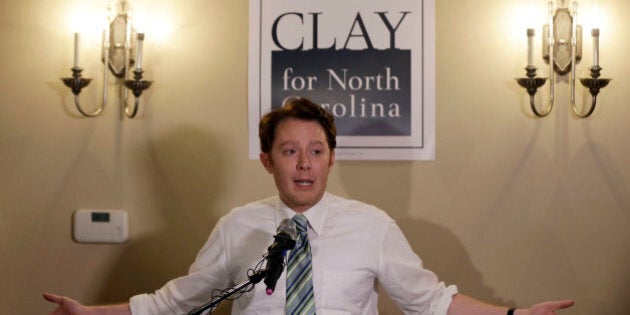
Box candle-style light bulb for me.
[525,0,536,27]
[592,0,600,67]
[525,0,536,67]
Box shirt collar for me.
[275,192,329,238]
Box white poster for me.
[248,0,435,160]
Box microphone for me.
[264,218,297,295]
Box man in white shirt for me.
[45,98,574,315]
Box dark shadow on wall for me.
[93,127,232,314]
[335,161,511,314]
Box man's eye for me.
[283,149,296,155]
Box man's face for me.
[260,118,335,213]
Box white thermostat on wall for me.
[72,209,129,244]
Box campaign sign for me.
[249,0,435,160]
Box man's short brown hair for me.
[259,98,337,153]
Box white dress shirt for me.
[129,193,457,314]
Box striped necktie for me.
[286,214,316,315]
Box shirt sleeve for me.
[129,217,232,315]
[376,220,458,315]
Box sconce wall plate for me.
[107,13,136,78]
[543,7,582,75]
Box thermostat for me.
[72,209,129,243]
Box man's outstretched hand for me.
[43,293,86,315]
[524,299,575,315]
[43,293,131,315]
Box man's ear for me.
[259,152,273,173]
[328,149,336,171]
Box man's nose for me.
[297,153,311,170]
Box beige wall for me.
[1,0,629,314]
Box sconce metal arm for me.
[567,11,611,119]
[123,69,153,118]
[570,66,611,118]
[516,7,555,118]
[61,67,109,117]
[516,65,555,118]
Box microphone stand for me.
[186,269,267,315]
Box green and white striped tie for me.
[286,214,316,315]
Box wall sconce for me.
[515,0,610,118]
[61,0,152,118]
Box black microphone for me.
[264,218,297,295]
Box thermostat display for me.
[91,212,110,222]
